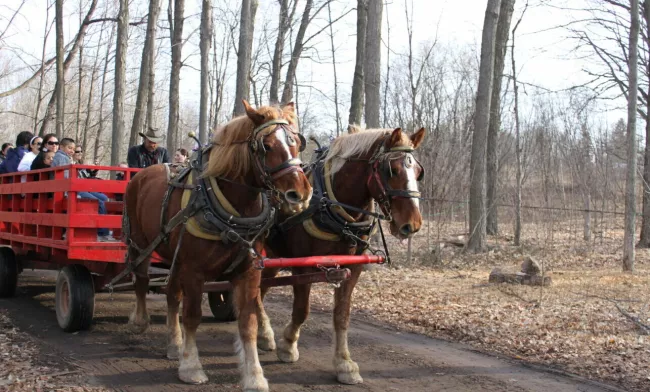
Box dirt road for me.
[0,271,623,392]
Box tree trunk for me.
[638,0,650,247]
[486,0,515,236]
[111,0,128,169]
[129,0,161,148]
[364,0,382,128]
[623,0,640,272]
[94,22,115,162]
[55,0,65,139]
[233,0,258,116]
[76,2,84,143]
[269,0,291,105]
[348,0,367,127]
[512,20,522,247]
[199,0,212,145]
[34,3,52,134]
[167,0,185,153]
[281,0,314,105]
[39,0,98,136]
[82,21,105,153]
[467,0,501,253]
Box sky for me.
[0,0,629,134]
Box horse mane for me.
[203,105,298,179]
[326,127,413,175]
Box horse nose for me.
[399,223,418,237]
[284,189,302,204]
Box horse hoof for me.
[179,368,208,384]
[167,344,181,360]
[277,340,299,363]
[257,337,276,352]
[128,312,150,334]
[242,375,269,392]
[337,372,364,385]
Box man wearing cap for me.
[127,127,170,169]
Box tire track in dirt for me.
[0,271,624,392]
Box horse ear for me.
[242,100,264,125]
[387,128,403,148]
[411,127,426,148]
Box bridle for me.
[364,137,424,219]
[247,119,306,203]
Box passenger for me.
[74,146,99,179]
[17,136,43,172]
[0,143,13,163]
[0,131,35,174]
[127,127,170,168]
[31,150,55,170]
[173,148,189,164]
[51,138,75,168]
[41,134,59,154]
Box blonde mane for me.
[325,127,413,174]
[203,105,298,179]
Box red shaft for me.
[262,254,384,268]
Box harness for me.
[271,135,424,258]
[106,119,305,290]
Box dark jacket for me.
[127,144,170,169]
[0,146,28,174]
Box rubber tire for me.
[0,247,18,298]
[55,265,95,332]
[208,290,236,322]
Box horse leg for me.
[128,247,151,333]
[332,264,363,385]
[256,268,278,352]
[166,266,183,359]
[277,282,311,363]
[178,277,208,384]
[233,268,268,392]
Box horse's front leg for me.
[256,268,279,352]
[178,277,208,384]
[277,278,312,363]
[128,248,151,333]
[166,264,183,360]
[332,264,364,385]
[234,268,269,392]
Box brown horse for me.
[124,101,312,390]
[256,126,425,384]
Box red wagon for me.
[0,165,384,332]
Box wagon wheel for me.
[55,265,95,332]
[208,290,236,322]
[0,247,18,298]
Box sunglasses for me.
[47,141,60,146]
[75,150,83,153]
[35,142,42,146]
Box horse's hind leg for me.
[178,277,208,384]
[166,265,183,359]
[277,280,312,363]
[332,264,363,385]
[256,268,278,352]
[128,247,151,333]
[234,268,268,392]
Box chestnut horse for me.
[123,101,312,390]
[257,126,425,384]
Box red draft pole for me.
[261,254,384,269]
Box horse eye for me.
[404,155,414,168]
[263,143,272,152]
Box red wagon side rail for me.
[0,165,142,273]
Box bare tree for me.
[348,0,367,127]
[112,0,128,168]
[233,0,258,116]
[269,0,295,105]
[94,21,116,162]
[364,0,382,128]
[624,0,640,272]
[639,0,650,247]
[467,0,501,253]
[39,0,98,136]
[55,0,64,138]
[167,0,185,153]
[327,1,342,135]
[280,0,314,104]
[512,13,523,246]
[199,0,213,145]
[486,0,515,235]
[33,1,54,134]
[129,0,161,147]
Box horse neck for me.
[330,160,373,220]
[216,171,263,217]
